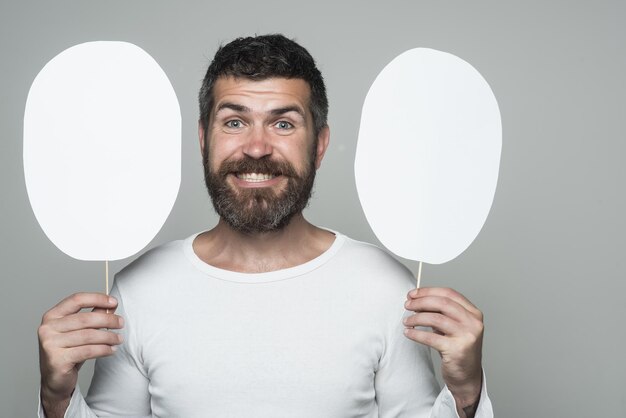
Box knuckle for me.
[469,315,484,332]
[102,314,120,328]
[476,309,484,322]
[37,324,50,340]
[405,328,417,340]
[41,308,58,324]
[476,320,485,335]
[82,345,98,359]
[463,328,482,347]
[73,292,94,304]
[40,338,57,353]
[422,332,437,346]
[464,332,477,345]
[441,287,454,297]
[428,313,441,327]
[77,314,92,328]
[88,345,113,359]
[97,313,113,328]
[110,331,122,344]
[76,314,87,326]
[435,315,449,329]
[106,331,118,344]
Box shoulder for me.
[112,236,191,295]
[335,232,413,277]
[331,231,416,297]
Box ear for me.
[314,126,330,170]
[198,120,206,156]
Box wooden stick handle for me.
[105,260,110,314]
[416,261,423,289]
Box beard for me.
[203,146,316,234]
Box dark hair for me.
[198,34,328,137]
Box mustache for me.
[212,156,300,179]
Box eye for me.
[225,119,243,129]
[275,121,293,130]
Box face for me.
[200,76,330,234]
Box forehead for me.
[212,76,311,114]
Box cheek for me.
[206,151,224,174]
[275,139,312,165]
[206,136,237,164]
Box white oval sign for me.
[24,41,181,261]
[355,48,501,264]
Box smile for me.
[236,172,277,182]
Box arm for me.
[374,310,442,417]
[404,287,493,418]
[83,284,151,416]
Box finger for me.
[403,312,460,335]
[409,287,481,318]
[92,306,118,314]
[64,344,118,364]
[403,327,447,352]
[405,295,468,322]
[44,293,117,320]
[51,312,124,333]
[55,329,123,349]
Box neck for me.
[193,214,335,273]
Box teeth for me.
[237,172,275,182]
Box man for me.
[38,34,492,417]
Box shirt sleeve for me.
[431,372,493,418]
[84,281,151,416]
[38,386,97,418]
[37,281,152,418]
[374,308,494,418]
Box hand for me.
[38,293,123,418]
[403,287,483,417]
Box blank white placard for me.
[355,48,501,264]
[24,41,181,261]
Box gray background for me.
[1,0,624,416]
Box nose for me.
[242,125,273,159]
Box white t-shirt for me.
[39,231,493,417]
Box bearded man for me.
[38,34,493,418]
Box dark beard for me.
[203,148,316,234]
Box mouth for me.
[231,171,285,188]
[235,172,279,182]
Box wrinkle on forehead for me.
[212,76,312,121]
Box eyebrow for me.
[215,102,306,120]
[269,106,306,120]
[215,102,251,114]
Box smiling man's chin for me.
[213,188,300,233]
[236,187,278,208]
